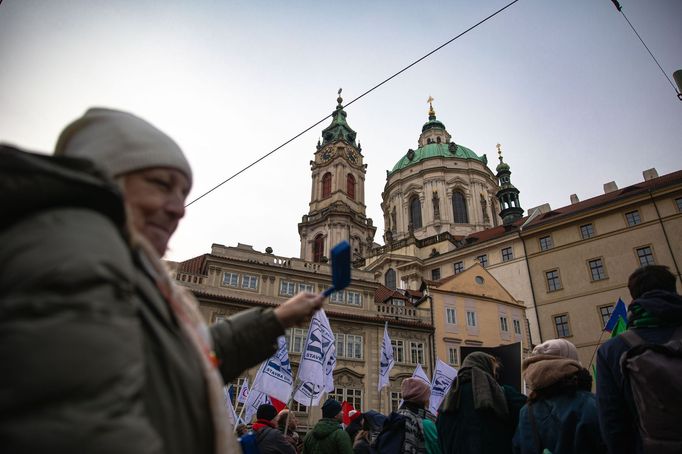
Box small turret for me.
[495,144,524,225]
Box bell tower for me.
[495,144,524,225]
[298,90,376,264]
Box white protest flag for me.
[412,363,430,385]
[429,359,457,414]
[378,322,395,391]
[243,386,271,424]
[252,336,294,403]
[293,309,336,406]
[237,378,250,404]
[223,385,239,427]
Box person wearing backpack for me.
[373,378,441,454]
[513,339,604,454]
[253,404,296,454]
[437,352,527,454]
[596,265,682,454]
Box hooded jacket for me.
[0,146,285,454]
[596,290,682,454]
[303,418,353,454]
[254,420,296,454]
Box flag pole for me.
[234,362,265,431]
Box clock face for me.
[347,149,358,164]
[321,149,332,161]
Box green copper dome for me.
[390,142,487,174]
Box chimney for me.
[527,203,552,214]
[570,194,580,204]
[643,168,659,181]
[603,181,618,194]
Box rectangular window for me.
[466,311,477,327]
[554,314,571,338]
[626,210,641,226]
[298,283,315,293]
[539,236,554,251]
[241,274,258,289]
[390,392,402,412]
[289,328,308,353]
[513,319,522,335]
[291,401,307,413]
[346,334,363,359]
[391,339,405,363]
[335,333,345,358]
[391,298,405,306]
[500,316,509,332]
[431,268,441,281]
[279,280,296,296]
[446,307,456,324]
[410,342,425,365]
[546,269,562,292]
[501,247,514,262]
[676,197,682,212]
[329,290,345,304]
[588,258,607,281]
[477,254,488,267]
[222,272,239,287]
[346,291,362,306]
[580,223,594,239]
[599,304,615,328]
[636,246,655,266]
[454,261,464,274]
[447,347,458,366]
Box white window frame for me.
[447,346,458,366]
[346,291,362,306]
[298,283,315,293]
[513,319,522,335]
[288,328,308,353]
[280,280,296,296]
[500,316,509,332]
[241,274,258,289]
[466,310,477,327]
[410,341,425,365]
[222,272,239,287]
[446,307,456,324]
[391,339,405,363]
[330,290,345,304]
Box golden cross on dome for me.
[427,96,435,117]
[427,95,434,105]
[496,143,502,156]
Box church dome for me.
[390,142,487,174]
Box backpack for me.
[619,326,682,453]
[371,412,406,454]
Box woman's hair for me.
[528,367,592,402]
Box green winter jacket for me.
[302,418,353,454]
[0,147,285,454]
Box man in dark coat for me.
[303,398,353,454]
[254,404,295,454]
[596,265,682,454]
[437,352,526,454]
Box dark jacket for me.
[596,290,682,454]
[437,382,526,454]
[303,418,353,454]
[513,390,603,454]
[255,421,296,454]
[0,147,284,454]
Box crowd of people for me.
[1,108,680,454]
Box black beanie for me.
[322,398,342,419]
[256,403,277,421]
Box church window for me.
[452,192,469,223]
[313,234,324,263]
[410,196,422,229]
[385,268,397,289]
[437,136,441,143]
[322,172,332,198]
[347,174,356,200]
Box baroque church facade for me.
[171,92,682,420]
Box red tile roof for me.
[374,284,410,304]
[177,254,209,275]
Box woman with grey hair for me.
[0,108,323,454]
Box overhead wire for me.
[185,0,521,207]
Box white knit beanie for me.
[531,338,580,362]
[55,108,192,185]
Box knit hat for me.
[321,398,342,419]
[256,404,278,421]
[55,108,192,185]
[400,377,431,406]
[531,339,579,362]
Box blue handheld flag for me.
[323,240,351,297]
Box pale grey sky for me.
[1,0,680,261]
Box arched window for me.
[347,174,355,200]
[410,196,422,229]
[313,234,324,263]
[385,268,397,289]
[452,192,469,223]
[322,172,332,198]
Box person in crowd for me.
[352,410,386,454]
[253,404,295,454]
[302,398,353,454]
[236,424,249,437]
[0,108,324,454]
[597,265,682,454]
[513,339,604,454]
[344,410,363,445]
[437,352,526,454]
[276,409,303,454]
[395,378,441,454]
